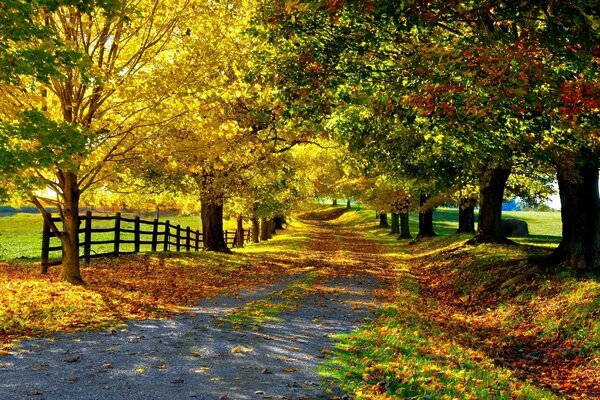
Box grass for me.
[0,212,242,261]
[217,269,321,329]
[319,207,598,399]
[0,204,596,397]
[0,218,315,350]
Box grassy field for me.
[0,218,314,349]
[349,206,561,245]
[0,206,562,262]
[0,212,241,261]
[0,205,595,398]
[319,207,597,399]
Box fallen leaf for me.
[231,345,253,354]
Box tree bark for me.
[390,212,400,234]
[346,199,351,209]
[417,194,436,237]
[267,219,273,239]
[457,198,476,234]
[332,199,337,206]
[548,158,600,272]
[470,166,511,243]
[251,216,260,243]
[235,214,244,248]
[201,197,231,253]
[399,212,412,239]
[379,212,389,227]
[59,171,85,285]
[274,216,284,230]
[260,217,269,241]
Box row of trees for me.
[0,0,326,284]
[1,0,598,286]
[253,0,600,272]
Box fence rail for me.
[41,212,250,269]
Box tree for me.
[256,0,599,271]
[1,0,198,284]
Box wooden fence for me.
[41,212,251,269]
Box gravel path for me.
[0,222,383,400]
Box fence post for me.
[41,214,51,274]
[186,227,191,251]
[114,212,121,256]
[195,230,200,251]
[134,216,140,253]
[151,219,159,252]
[163,220,170,251]
[176,224,181,251]
[84,211,92,265]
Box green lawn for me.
[372,207,562,246]
[0,212,241,261]
[0,207,562,261]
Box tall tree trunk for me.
[59,171,85,285]
[332,199,337,206]
[379,212,389,227]
[457,198,476,234]
[251,216,260,243]
[201,196,231,253]
[274,216,284,230]
[470,166,511,243]
[390,212,400,234]
[260,217,269,241]
[548,158,600,272]
[235,214,244,248]
[346,199,351,209]
[399,212,412,239]
[267,219,273,239]
[417,194,436,237]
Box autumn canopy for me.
[0,0,598,284]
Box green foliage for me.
[0,0,120,84]
[0,110,90,175]
[254,0,599,207]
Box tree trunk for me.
[457,198,476,234]
[390,212,400,234]
[270,219,276,236]
[379,212,389,227]
[548,158,600,272]
[260,217,269,241]
[59,171,85,285]
[201,197,231,253]
[251,216,260,243]
[235,214,244,248]
[399,212,412,239]
[274,216,284,230]
[267,219,273,239]
[470,166,511,243]
[346,199,351,209]
[332,199,337,206]
[417,194,436,237]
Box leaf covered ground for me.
[321,209,599,399]
[0,233,308,351]
[1,207,598,399]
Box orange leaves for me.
[559,79,600,118]
[0,252,289,348]
[410,240,600,399]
